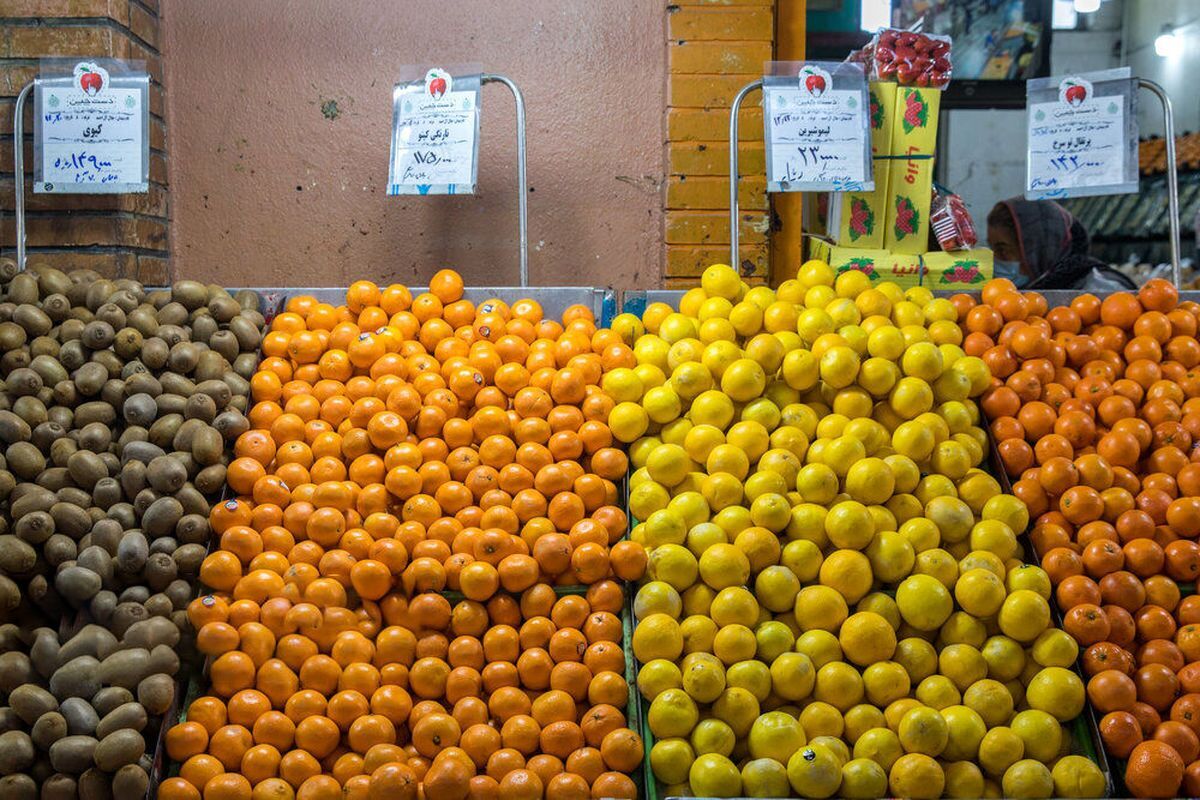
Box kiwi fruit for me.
[0,266,264,795]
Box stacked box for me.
[808,236,924,288]
[884,87,941,254]
[830,82,897,248]
[922,248,994,288]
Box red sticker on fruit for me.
[869,28,953,90]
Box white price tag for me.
[764,65,873,193]
[388,68,480,195]
[34,61,149,193]
[1026,74,1135,199]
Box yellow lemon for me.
[982,494,1030,538]
[647,687,699,738]
[680,614,719,655]
[635,580,682,619]
[609,401,649,443]
[894,637,938,683]
[940,704,987,761]
[691,718,736,756]
[888,753,945,800]
[712,686,759,736]
[844,704,887,743]
[916,675,961,710]
[1008,710,1065,767]
[819,346,861,389]
[819,549,874,605]
[981,635,1027,682]
[1050,755,1106,798]
[925,496,974,543]
[1024,667,1084,722]
[840,758,888,800]
[998,590,1051,643]
[824,500,875,550]
[638,658,683,700]
[954,568,1006,617]
[787,743,842,799]
[681,652,726,703]
[834,269,872,299]
[1001,759,1054,799]
[839,612,897,667]
[700,472,742,512]
[796,629,843,669]
[701,263,742,300]
[729,301,763,337]
[755,565,801,614]
[701,341,742,381]
[863,661,910,707]
[914,548,960,589]
[749,710,806,763]
[896,574,953,631]
[814,661,865,711]
[898,706,949,757]
[1006,564,1052,599]
[741,758,791,797]
[649,543,698,591]
[939,643,989,692]
[978,726,1024,777]
[1030,628,1078,669]
[963,678,1014,728]
[943,761,985,799]
[634,613,684,663]
[798,259,836,288]
[901,342,944,381]
[698,542,751,590]
[854,727,903,771]
[866,531,916,584]
[755,620,796,663]
[713,624,757,666]
[709,586,759,628]
[795,585,849,633]
[650,738,695,785]
[645,443,691,487]
[689,753,742,797]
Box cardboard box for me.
[884,87,941,255]
[922,248,994,289]
[806,236,923,288]
[829,82,897,248]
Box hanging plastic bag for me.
[930,185,977,251]
[870,29,953,89]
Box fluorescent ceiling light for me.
[1073,0,1100,13]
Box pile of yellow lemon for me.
[614,263,1106,799]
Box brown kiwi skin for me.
[0,268,265,796]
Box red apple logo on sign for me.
[73,61,108,96]
[1058,76,1092,108]
[425,68,451,99]
[799,65,832,97]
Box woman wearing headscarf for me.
[986,197,1136,291]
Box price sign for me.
[388,68,481,195]
[33,60,149,193]
[1026,69,1138,200]
[764,62,873,193]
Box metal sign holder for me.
[728,79,763,271]
[1137,79,1181,286]
[13,73,531,286]
[479,73,529,286]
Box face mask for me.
[994,259,1028,287]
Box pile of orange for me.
[959,277,1200,796]
[158,272,644,800]
[162,582,641,800]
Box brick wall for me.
[665,0,774,288]
[1,1,169,283]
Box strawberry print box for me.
[921,248,994,288]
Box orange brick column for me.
[1,1,169,282]
[665,0,774,288]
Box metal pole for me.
[12,81,33,271]
[729,79,763,270]
[481,74,528,287]
[1137,79,1181,287]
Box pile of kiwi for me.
[0,259,265,799]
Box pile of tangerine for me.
[958,277,1200,798]
[157,271,645,800]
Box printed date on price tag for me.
[33,59,150,194]
[763,61,873,193]
[1026,67,1138,200]
[388,66,481,195]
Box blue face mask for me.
[994,260,1028,287]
